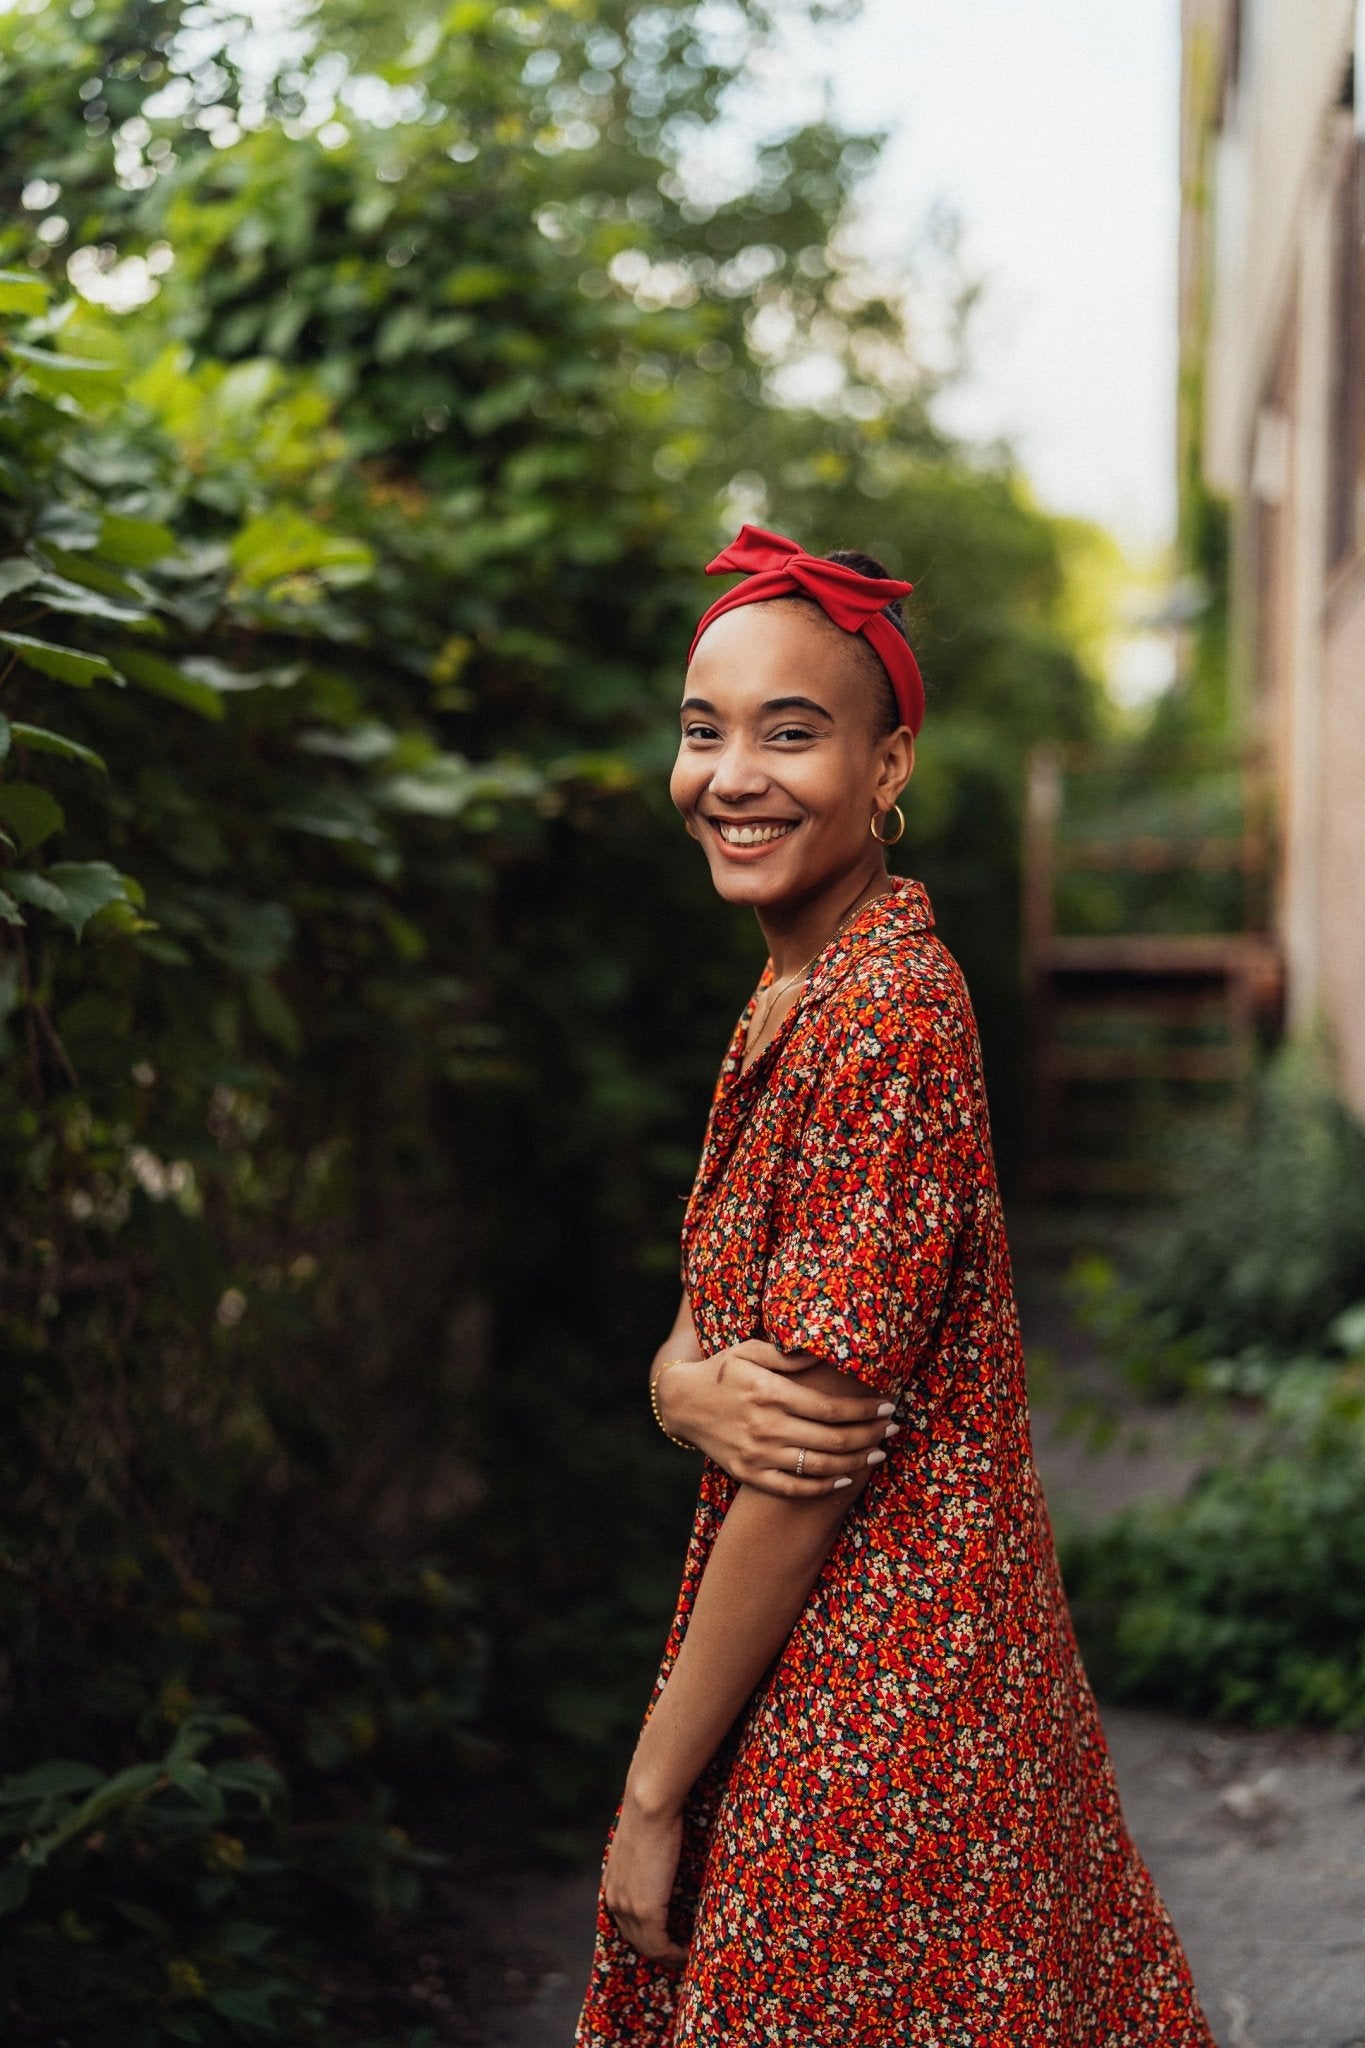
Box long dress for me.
[575,878,1214,2047]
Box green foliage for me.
[1063,1041,1365,1732]
[0,0,1114,2028]
[1062,1361,1365,1729]
[1071,1041,1365,1393]
[0,1562,479,2042]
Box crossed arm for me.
[603,1294,897,1962]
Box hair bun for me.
[824,549,908,633]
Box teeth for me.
[717,822,795,846]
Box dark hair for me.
[782,548,915,737]
[826,548,912,741]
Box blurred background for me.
[0,2,1363,2042]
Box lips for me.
[709,819,799,848]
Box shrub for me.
[1062,1361,1365,1729]
[1070,1038,1365,1393]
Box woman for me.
[575,526,1213,2046]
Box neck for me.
[758,854,891,981]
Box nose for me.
[707,733,770,802]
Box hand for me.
[603,1783,687,1965]
[657,1341,897,1497]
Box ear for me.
[874,730,915,806]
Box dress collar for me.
[721,876,935,1087]
[803,875,934,1004]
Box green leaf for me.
[0,890,22,928]
[96,513,177,568]
[0,784,63,853]
[0,558,43,603]
[6,873,69,919]
[0,270,51,316]
[26,856,127,937]
[229,510,373,590]
[116,647,225,721]
[9,862,129,938]
[8,724,107,775]
[8,341,120,399]
[179,657,302,694]
[0,715,8,764]
[28,572,149,627]
[27,1761,164,1863]
[38,547,145,604]
[166,1759,224,1814]
[0,1761,104,1806]
[0,632,120,688]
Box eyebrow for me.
[679,694,835,722]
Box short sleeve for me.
[760,984,976,1399]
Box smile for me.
[711,820,799,847]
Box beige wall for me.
[1185,0,1365,1120]
[1204,0,1356,491]
[1321,569,1365,1112]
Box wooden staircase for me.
[1022,745,1283,1198]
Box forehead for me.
[684,600,862,712]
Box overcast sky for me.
[765,0,1182,551]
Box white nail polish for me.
[867,1448,886,1465]
[884,1423,900,1438]
[834,1476,853,1489]
[876,1403,895,1417]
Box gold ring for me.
[795,1448,806,1477]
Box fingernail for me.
[877,1403,895,1417]
[833,1476,853,1489]
[884,1422,900,1439]
[866,1448,886,1466]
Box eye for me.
[770,724,817,743]
[682,720,721,741]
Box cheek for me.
[669,752,701,813]
[790,752,867,826]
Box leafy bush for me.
[0,1558,479,2041]
[1070,1039,1365,1393]
[1061,1361,1365,1729]
[0,2,1118,2031]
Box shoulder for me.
[813,929,978,1080]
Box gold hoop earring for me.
[870,804,905,847]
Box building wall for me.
[1183,0,1365,1120]
[1202,0,1356,491]
[1321,567,1365,1111]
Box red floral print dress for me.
[576,879,1213,2047]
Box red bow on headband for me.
[687,523,924,734]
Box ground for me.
[442,1251,1365,2048]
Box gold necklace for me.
[753,883,885,1036]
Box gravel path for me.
[462,1704,1365,2048]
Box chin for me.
[702,853,805,909]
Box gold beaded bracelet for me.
[650,1357,701,1451]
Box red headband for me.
[687,523,925,735]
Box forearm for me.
[625,1478,864,1818]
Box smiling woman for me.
[573,528,1215,2047]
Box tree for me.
[0,3,1110,2030]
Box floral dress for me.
[575,879,1214,2047]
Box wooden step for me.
[1043,1045,1248,1081]
[1054,836,1247,872]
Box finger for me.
[782,1445,889,1480]
[767,1378,897,1425]
[613,1908,687,1965]
[732,1340,820,1376]
[752,1467,857,1499]
[762,1418,898,1455]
